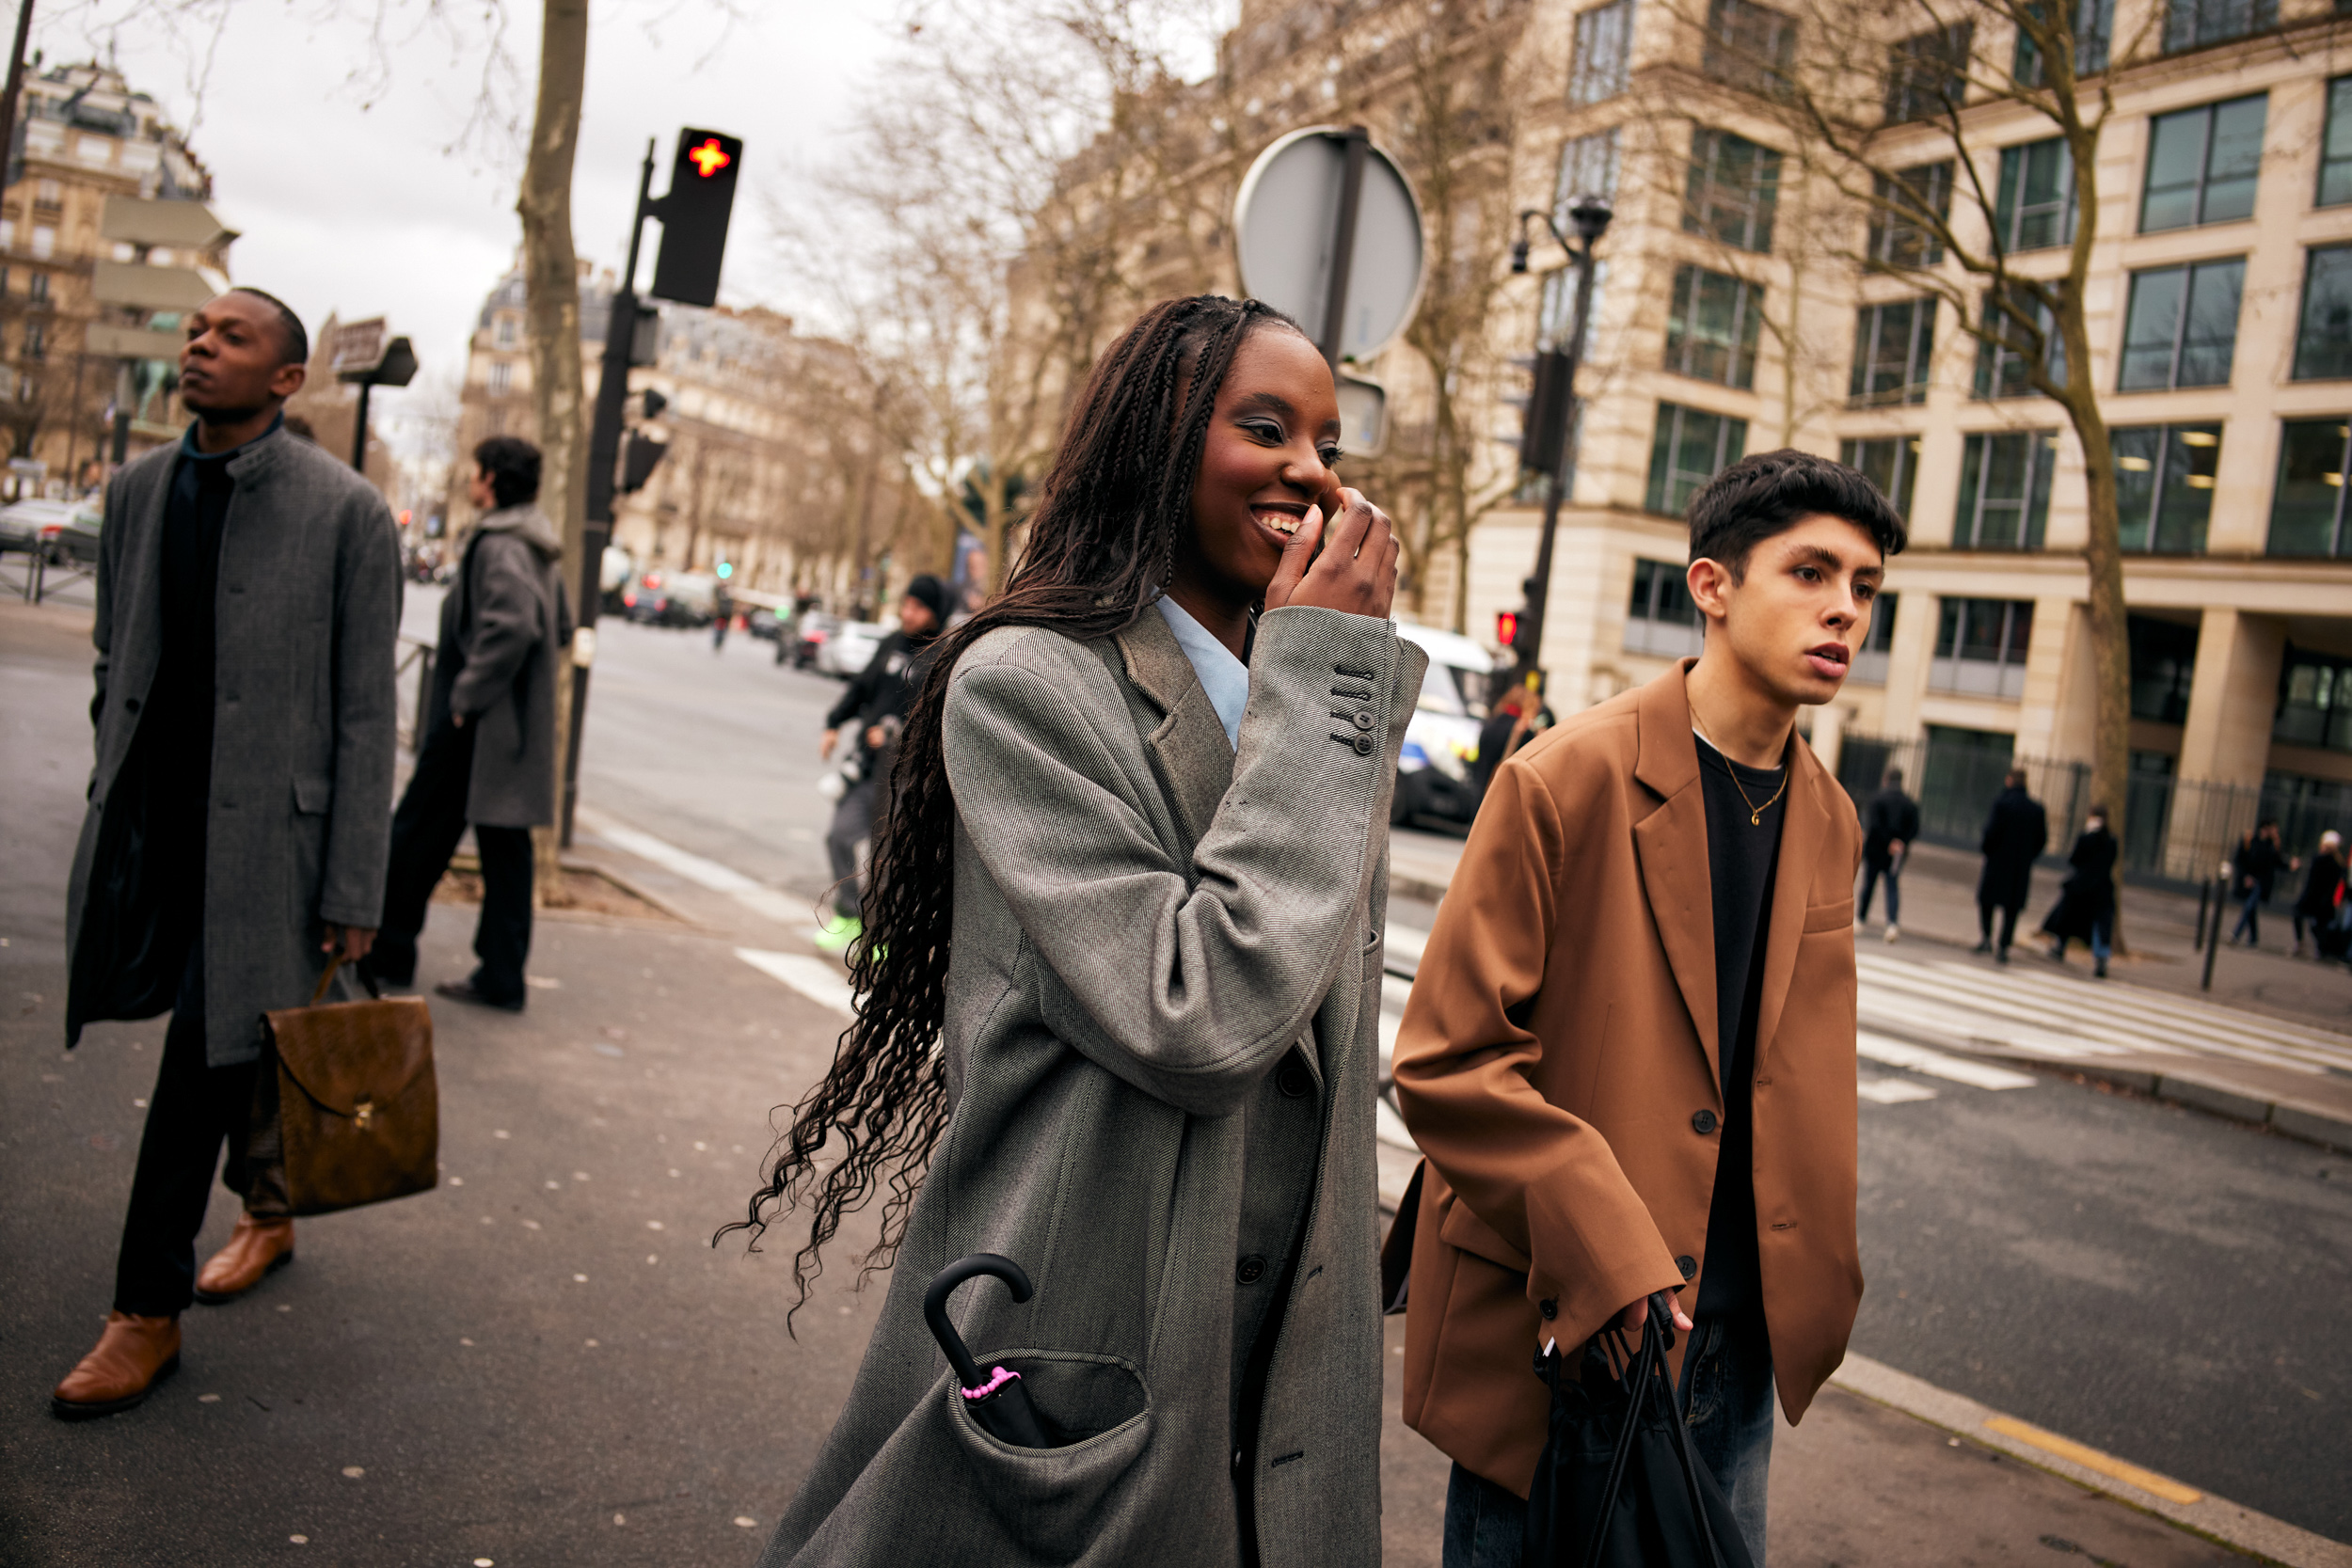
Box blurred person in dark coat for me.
[2040,806,2120,978]
[1974,769,2047,963]
[1856,766,1919,942]
[2294,831,2345,958]
[814,575,946,952]
[2228,818,2294,947]
[1470,680,1549,800]
[55,290,401,1418]
[367,436,570,1013]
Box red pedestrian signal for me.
[1497,610,1519,648]
[687,138,732,178]
[649,127,743,309]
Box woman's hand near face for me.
[1263,484,1398,621]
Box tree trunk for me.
[519,0,590,907]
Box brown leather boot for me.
[51,1312,181,1419]
[193,1213,295,1305]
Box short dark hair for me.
[1685,449,1908,580]
[472,436,542,509]
[2005,768,2027,788]
[227,288,309,368]
[1883,767,1904,786]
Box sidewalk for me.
[1390,826,2352,1157]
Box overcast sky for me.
[33,0,906,451]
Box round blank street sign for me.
[1233,127,1425,364]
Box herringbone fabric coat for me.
[763,604,1426,1568]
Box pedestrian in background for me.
[2229,818,2294,948]
[1470,680,1548,800]
[55,290,401,1417]
[2294,831,2345,958]
[1395,451,1903,1566]
[1974,769,2047,964]
[735,296,1413,1567]
[367,436,570,1013]
[1857,765,1919,942]
[813,574,946,954]
[2040,805,2120,978]
[712,581,732,651]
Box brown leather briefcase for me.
[260,955,437,1217]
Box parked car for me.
[620,569,716,628]
[54,502,102,563]
[818,619,888,678]
[1391,620,1506,829]
[791,612,839,671]
[0,499,96,563]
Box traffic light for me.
[628,303,662,368]
[1496,609,1521,649]
[619,432,669,494]
[641,388,668,420]
[716,561,734,580]
[649,128,742,309]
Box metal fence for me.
[1833,731,2352,888]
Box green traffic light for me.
[716,562,734,579]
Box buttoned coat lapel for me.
[1629,662,1721,1089]
[1111,606,1236,859]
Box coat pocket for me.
[944,1349,1153,1560]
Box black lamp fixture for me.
[1509,195,1614,274]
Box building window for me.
[1840,436,1922,519]
[2275,645,2352,753]
[1954,431,2058,549]
[2268,418,2352,557]
[1569,0,1634,105]
[1665,265,1763,388]
[1684,129,1782,253]
[2117,259,2244,390]
[1646,402,1748,515]
[487,361,513,397]
[1884,24,1971,124]
[1994,138,2074,251]
[1843,593,1899,685]
[2322,78,2352,209]
[1625,557,1707,657]
[2015,0,2113,82]
[1931,598,2035,700]
[2111,423,2220,553]
[1701,0,1797,97]
[2164,0,2275,54]
[1851,298,1936,406]
[1974,287,2064,399]
[34,179,58,207]
[25,270,47,306]
[494,314,519,349]
[2140,96,2265,232]
[1556,130,1620,213]
[23,320,45,361]
[2292,246,2352,380]
[2128,615,2198,724]
[1867,163,1951,267]
[30,226,54,260]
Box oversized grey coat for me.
[65,423,403,1066]
[763,604,1427,1568]
[426,503,570,827]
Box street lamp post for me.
[1507,195,1611,689]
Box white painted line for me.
[579,808,815,929]
[736,948,855,1018]
[1858,1077,1939,1104]
[1859,1032,2039,1090]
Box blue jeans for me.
[1442,1313,1774,1567]
[2231,887,2264,944]
[1857,860,1900,926]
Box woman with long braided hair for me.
[737,295,1423,1568]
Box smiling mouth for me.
[1252,502,1307,537]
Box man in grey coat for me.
[366,436,569,1012]
[54,289,401,1417]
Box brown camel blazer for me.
[1391,659,1863,1496]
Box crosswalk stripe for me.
[1858,1033,2038,1090]
[1859,1078,1939,1104]
[1908,958,2352,1072]
[736,948,855,1018]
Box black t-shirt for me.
[1692,734,1786,1321]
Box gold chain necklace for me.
[1691,710,1788,827]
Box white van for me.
[1392,620,1506,827]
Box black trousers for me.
[373,720,534,1005]
[1979,897,2023,951]
[113,936,287,1317]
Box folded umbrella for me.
[924,1254,1054,1449]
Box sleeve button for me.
[1352,711,1375,731]
[1692,1109,1718,1134]
[1676,1255,1697,1280]
[1236,1255,1267,1285]
[1352,735,1374,756]
[1276,1059,1312,1098]
[1539,1298,1558,1320]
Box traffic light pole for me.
[1512,223,1603,689]
[560,138,657,847]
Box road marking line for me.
[1980,1416,2202,1505]
[1859,1033,2039,1090]
[736,949,854,1018]
[1858,1077,1938,1103]
[580,809,812,928]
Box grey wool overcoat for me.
[763,603,1427,1568]
[427,502,571,827]
[65,423,403,1065]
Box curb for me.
[1831,1353,2352,1567]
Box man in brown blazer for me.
[1393,451,1906,1562]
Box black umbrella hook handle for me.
[923,1253,1034,1393]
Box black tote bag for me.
[1521,1293,1757,1568]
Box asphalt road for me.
[6,597,2347,1559]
